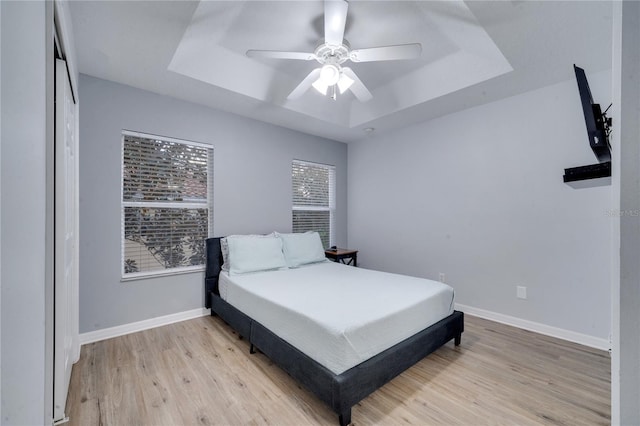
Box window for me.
[292,159,335,248]
[121,131,213,279]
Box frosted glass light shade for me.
[337,73,354,94]
[312,79,329,95]
[319,64,340,85]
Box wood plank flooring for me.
[66,314,610,425]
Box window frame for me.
[291,159,336,248]
[120,130,214,281]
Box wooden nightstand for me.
[325,248,358,267]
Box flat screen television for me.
[573,64,611,162]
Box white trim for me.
[122,129,213,150]
[53,0,79,102]
[292,158,335,169]
[79,308,211,345]
[123,201,208,209]
[292,205,332,212]
[79,304,610,351]
[455,303,611,351]
[120,265,205,282]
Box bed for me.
[204,234,463,425]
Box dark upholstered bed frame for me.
[205,237,464,425]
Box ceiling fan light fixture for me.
[248,0,422,103]
[319,64,340,86]
[337,72,354,94]
[312,78,329,95]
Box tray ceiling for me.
[69,1,613,142]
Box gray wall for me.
[348,70,612,341]
[1,1,53,423]
[79,74,348,333]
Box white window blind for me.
[292,159,335,248]
[121,131,213,279]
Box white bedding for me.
[219,261,454,374]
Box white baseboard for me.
[455,303,610,351]
[79,307,211,345]
[80,304,610,352]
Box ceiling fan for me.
[246,0,422,102]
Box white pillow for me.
[277,231,327,268]
[221,233,276,272]
[220,237,230,272]
[226,234,287,275]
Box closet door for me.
[53,58,78,422]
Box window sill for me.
[121,266,205,282]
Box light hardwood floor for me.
[66,314,610,425]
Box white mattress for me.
[219,261,454,374]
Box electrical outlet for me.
[517,286,527,299]
[439,273,446,283]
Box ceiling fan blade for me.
[342,67,372,102]
[350,43,422,62]
[324,0,348,46]
[246,50,316,61]
[287,68,322,100]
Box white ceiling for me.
[69,1,613,143]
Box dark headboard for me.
[205,237,223,309]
